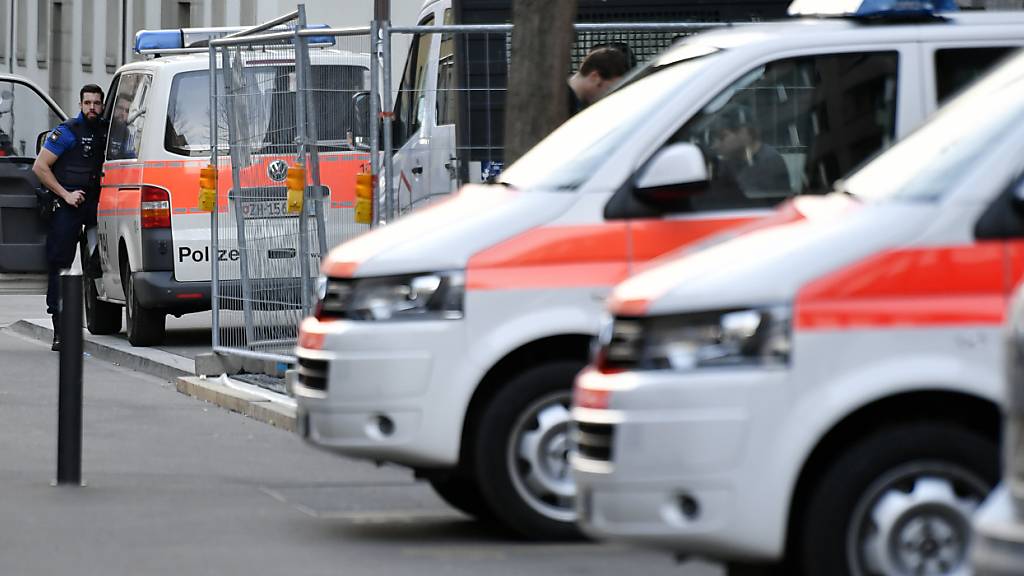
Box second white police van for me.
[294,0,1024,540]
[575,26,1024,576]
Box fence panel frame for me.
[208,23,376,365]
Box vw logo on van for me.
[267,160,288,182]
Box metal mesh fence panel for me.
[384,22,724,217]
[300,31,375,260]
[210,29,373,362]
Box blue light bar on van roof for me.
[135,30,182,52]
[788,0,959,18]
[134,24,334,54]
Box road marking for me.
[260,485,462,523]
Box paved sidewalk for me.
[0,330,436,575]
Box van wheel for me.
[474,361,585,540]
[125,272,165,347]
[798,423,997,576]
[80,244,121,335]
[84,274,122,335]
[427,472,494,521]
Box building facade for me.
[1,0,421,112]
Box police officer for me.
[32,84,106,351]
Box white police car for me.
[82,26,371,346]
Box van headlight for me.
[597,306,791,372]
[316,271,464,321]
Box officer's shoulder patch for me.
[48,129,61,143]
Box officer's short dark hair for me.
[579,47,630,80]
[80,84,104,102]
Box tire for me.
[125,271,165,347]
[427,472,495,521]
[798,422,998,576]
[473,361,586,541]
[83,271,122,336]
[79,241,123,335]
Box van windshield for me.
[166,64,368,157]
[845,52,1024,203]
[499,49,719,191]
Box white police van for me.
[77,26,372,346]
[573,2,1024,574]
[294,0,1024,544]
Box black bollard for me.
[56,270,83,486]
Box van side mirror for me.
[351,91,388,151]
[1013,180,1024,212]
[976,178,1024,240]
[633,142,709,208]
[351,91,372,140]
[36,130,49,155]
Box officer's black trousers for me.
[46,198,97,316]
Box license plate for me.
[240,199,294,219]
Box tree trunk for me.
[503,0,577,165]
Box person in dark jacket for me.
[568,46,630,117]
[32,84,106,351]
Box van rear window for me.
[165,64,368,157]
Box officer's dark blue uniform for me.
[43,112,104,318]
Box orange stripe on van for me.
[322,186,519,278]
[101,153,368,212]
[467,224,629,291]
[466,216,756,292]
[795,243,1010,330]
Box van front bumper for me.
[292,316,470,469]
[972,485,1024,576]
[131,271,211,313]
[572,367,792,562]
[131,272,302,314]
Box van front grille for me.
[297,357,328,391]
[573,421,615,462]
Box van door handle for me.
[411,166,423,175]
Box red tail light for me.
[141,185,171,229]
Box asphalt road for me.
[0,305,723,576]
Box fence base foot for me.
[194,352,244,376]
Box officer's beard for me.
[84,113,101,128]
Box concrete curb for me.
[4,318,296,433]
[0,274,47,295]
[176,376,296,432]
[4,319,193,382]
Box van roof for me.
[117,47,371,74]
[689,10,1024,51]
